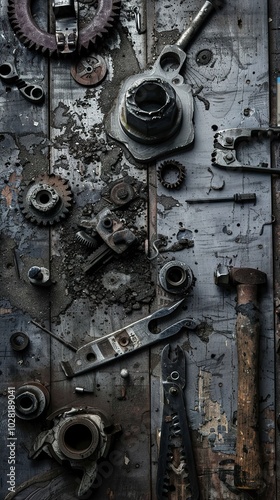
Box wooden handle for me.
[234,284,264,490]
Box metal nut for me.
[16,391,38,415]
[120,77,182,144]
[214,264,230,285]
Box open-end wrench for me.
[61,300,199,377]
[157,344,199,499]
[0,62,45,104]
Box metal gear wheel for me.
[157,160,186,189]
[8,0,121,56]
[18,173,73,226]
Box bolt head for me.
[215,264,230,285]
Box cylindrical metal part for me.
[176,1,214,50]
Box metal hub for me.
[18,173,73,226]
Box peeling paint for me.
[197,369,228,445]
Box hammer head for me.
[215,265,267,286]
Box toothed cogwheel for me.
[157,160,186,189]
[8,0,121,56]
[18,173,73,226]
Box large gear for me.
[8,0,121,56]
[18,173,73,226]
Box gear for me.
[18,173,73,226]
[157,160,186,189]
[76,230,98,248]
[8,0,121,56]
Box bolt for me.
[225,136,233,144]
[28,266,43,281]
[120,368,129,379]
[224,152,235,164]
[169,387,178,395]
[117,186,129,200]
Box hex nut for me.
[120,77,183,144]
[16,391,38,415]
[15,383,50,420]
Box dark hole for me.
[64,424,93,452]
[86,352,96,362]
[19,395,34,411]
[135,83,167,112]
[37,191,51,204]
[166,266,186,286]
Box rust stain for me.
[197,369,228,443]
[1,172,19,207]
[106,488,115,499]
[0,308,12,315]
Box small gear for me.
[157,160,186,189]
[76,230,98,248]
[18,173,73,226]
[8,0,121,56]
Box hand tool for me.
[215,266,267,491]
[61,299,199,378]
[186,193,256,204]
[156,344,199,499]
[212,127,280,174]
[0,62,44,104]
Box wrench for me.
[0,62,45,104]
[61,300,199,377]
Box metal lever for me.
[61,300,199,377]
[0,62,44,104]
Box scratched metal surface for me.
[0,0,276,499]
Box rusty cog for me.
[8,0,121,56]
[18,173,73,226]
[157,160,186,189]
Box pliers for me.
[157,344,199,499]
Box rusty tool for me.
[215,265,267,491]
[157,344,199,499]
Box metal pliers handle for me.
[157,344,200,499]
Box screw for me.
[169,387,178,395]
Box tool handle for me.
[234,284,264,490]
[233,193,256,203]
